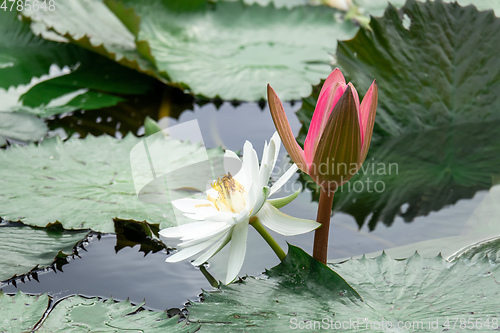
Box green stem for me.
[250,217,286,261]
[312,188,335,264]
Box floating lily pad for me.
[449,238,500,264]
[25,0,358,101]
[19,53,156,118]
[0,134,223,232]
[0,292,197,332]
[22,0,158,77]
[1,9,157,118]
[337,0,500,136]
[130,0,358,100]
[0,10,80,90]
[0,291,50,333]
[354,0,498,21]
[189,245,500,332]
[0,224,88,282]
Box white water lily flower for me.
[160,132,320,284]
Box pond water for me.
[0,98,494,312]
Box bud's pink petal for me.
[318,68,346,96]
[347,82,361,144]
[304,82,345,164]
[311,85,361,189]
[359,80,378,165]
[267,84,308,172]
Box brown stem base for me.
[312,188,335,264]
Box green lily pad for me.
[130,0,358,100]
[449,238,500,264]
[355,0,499,18]
[1,9,157,118]
[0,10,80,90]
[22,0,158,77]
[189,245,361,330]
[0,112,47,146]
[0,134,223,232]
[337,0,500,137]
[189,245,500,332]
[0,224,87,282]
[26,0,358,100]
[0,291,50,333]
[18,52,156,118]
[0,292,197,332]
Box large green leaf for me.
[1,9,157,118]
[189,245,361,330]
[189,245,500,332]
[0,292,197,332]
[449,238,500,264]
[18,53,156,118]
[337,0,500,137]
[130,0,358,100]
[22,0,158,77]
[25,0,358,101]
[355,0,499,18]
[0,10,81,89]
[0,134,223,232]
[0,224,88,282]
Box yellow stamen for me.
[208,173,246,213]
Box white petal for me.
[159,226,183,238]
[192,229,232,266]
[183,213,206,221]
[224,150,242,175]
[160,221,228,241]
[270,131,281,172]
[205,211,240,222]
[257,202,321,236]
[242,141,259,189]
[270,163,298,196]
[172,198,215,214]
[165,237,220,262]
[258,139,276,190]
[177,224,231,248]
[249,187,269,217]
[225,221,249,284]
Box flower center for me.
[208,172,247,213]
